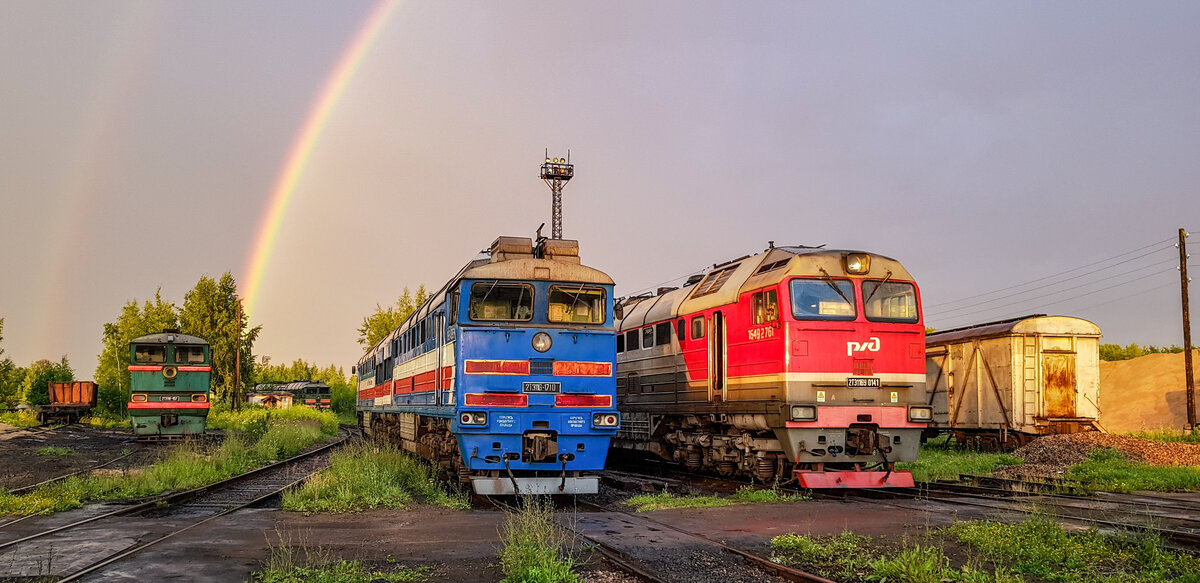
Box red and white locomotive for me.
[613,245,930,488]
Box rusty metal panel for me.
[1042,353,1077,417]
[48,381,97,407]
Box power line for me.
[926,237,1175,309]
[925,257,1178,319]
[929,266,1177,329]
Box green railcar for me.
[128,331,211,438]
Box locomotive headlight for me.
[459,411,487,426]
[908,406,933,422]
[131,394,147,403]
[191,394,208,403]
[592,412,619,427]
[790,405,817,421]
[843,253,871,275]
[532,332,553,353]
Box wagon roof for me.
[460,257,614,286]
[129,332,208,346]
[926,314,1102,345]
[618,246,915,329]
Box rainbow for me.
[241,0,398,319]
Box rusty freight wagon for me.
[36,381,98,424]
[924,315,1102,448]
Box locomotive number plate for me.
[523,382,561,394]
[846,377,881,388]
[159,395,181,401]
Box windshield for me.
[468,282,534,321]
[548,285,606,324]
[175,346,205,364]
[862,281,919,323]
[790,279,856,321]
[133,344,166,364]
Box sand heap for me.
[1098,349,1200,433]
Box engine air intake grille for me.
[529,359,554,375]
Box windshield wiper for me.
[862,270,893,305]
[817,267,853,306]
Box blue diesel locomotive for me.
[356,236,619,495]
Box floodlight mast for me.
[539,149,574,240]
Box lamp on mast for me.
[539,150,574,240]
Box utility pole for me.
[1181,228,1195,429]
[235,298,242,412]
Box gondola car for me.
[127,331,211,438]
[614,245,930,488]
[357,236,619,495]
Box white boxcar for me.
[925,315,1102,448]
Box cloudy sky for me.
[2,1,1197,376]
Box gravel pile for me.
[996,432,1200,480]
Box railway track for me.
[857,478,1200,551]
[0,434,350,581]
[567,498,835,583]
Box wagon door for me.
[1041,341,1077,418]
[708,311,727,402]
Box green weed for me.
[626,485,808,512]
[282,441,468,512]
[254,531,429,582]
[498,497,578,583]
[35,446,74,456]
[944,515,1200,582]
[0,416,333,516]
[0,410,40,428]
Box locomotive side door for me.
[708,311,727,402]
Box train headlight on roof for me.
[532,332,553,353]
[908,406,933,422]
[844,253,871,275]
[790,405,817,421]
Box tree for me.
[94,290,180,416]
[21,357,74,406]
[254,359,357,417]
[179,273,260,409]
[0,318,25,408]
[357,285,427,347]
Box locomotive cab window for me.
[468,282,534,321]
[175,346,205,364]
[134,345,166,364]
[691,316,705,340]
[641,327,653,349]
[790,279,856,320]
[616,334,625,353]
[625,329,640,351]
[862,281,919,323]
[548,285,606,324]
[752,289,780,324]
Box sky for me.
[1,1,1198,377]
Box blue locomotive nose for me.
[356,234,617,495]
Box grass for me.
[81,415,130,430]
[1129,429,1200,444]
[208,405,340,437]
[254,531,430,583]
[771,516,1200,583]
[1061,448,1200,493]
[35,446,73,456]
[896,437,1024,482]
[497,497,578,583]
[625,485,809,512]
[282,441,469,512]
[0,416,335,516]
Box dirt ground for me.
[0,424,164,490]
[1098,349,1200,433]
